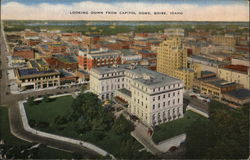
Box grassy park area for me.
[152,111,208,143]
[24,96,74,123]
[0,107,74,159]
[24,94,153,159]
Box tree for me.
[185,101,249,159]
[112,115,134,135]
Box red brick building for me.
[49,44,68,53]
[13,47,34,59]
[137,50,157,58]
[82,35,100,47]
[26,39,40,46]
[78,48,121,71]
[45,55,78,71]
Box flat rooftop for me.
[199,77,237,88]
[18,68,58,77]
[54,55,77,63]
[225,88,250,100]
[139,50,156,54]
[223,64,248,74]
[120,49,137,56]
[91,64,182,88]
[88,50,120,58]
[201,70,215,75]
[117,88,131,97]
[190,55,226,65]
[14,47,32,51]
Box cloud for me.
[1,1,249,21]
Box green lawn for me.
[152,111,209,143]
[24,95,150,158]
[25,96,81,140]
[0,107,74,159]
[24,96,74,123]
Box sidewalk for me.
[131,121,186,155]
[132,122,161,155]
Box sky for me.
[1,0,249,21]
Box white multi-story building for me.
[90,64,184,127]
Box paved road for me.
[0,25,11,106]
[183,94,209,113]
[0,25,99,158]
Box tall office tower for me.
[157,29,194,90]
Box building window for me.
[168,93,170,97]
[153,97,155,101]
[173,92,175,96]
[163,102,165,107]
[158,96,160,100]
[178,98,180,103]
[168,101,170,105]
[153,105,155,110]
[163,95,165,98]
[158,103,160,108]
[158,113,160,118]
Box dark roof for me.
[223,65,248,74]
[59,69,75,78]
[117,88,131,97]
[225,88,250,100]
[18,68,57,77]
[209,80,236,88]
[14,47,32,51]
[40,44,49,49]
[139,50,155,54]
[78,69,89,74]
[201,70,215,75]
[54,55,77,63]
